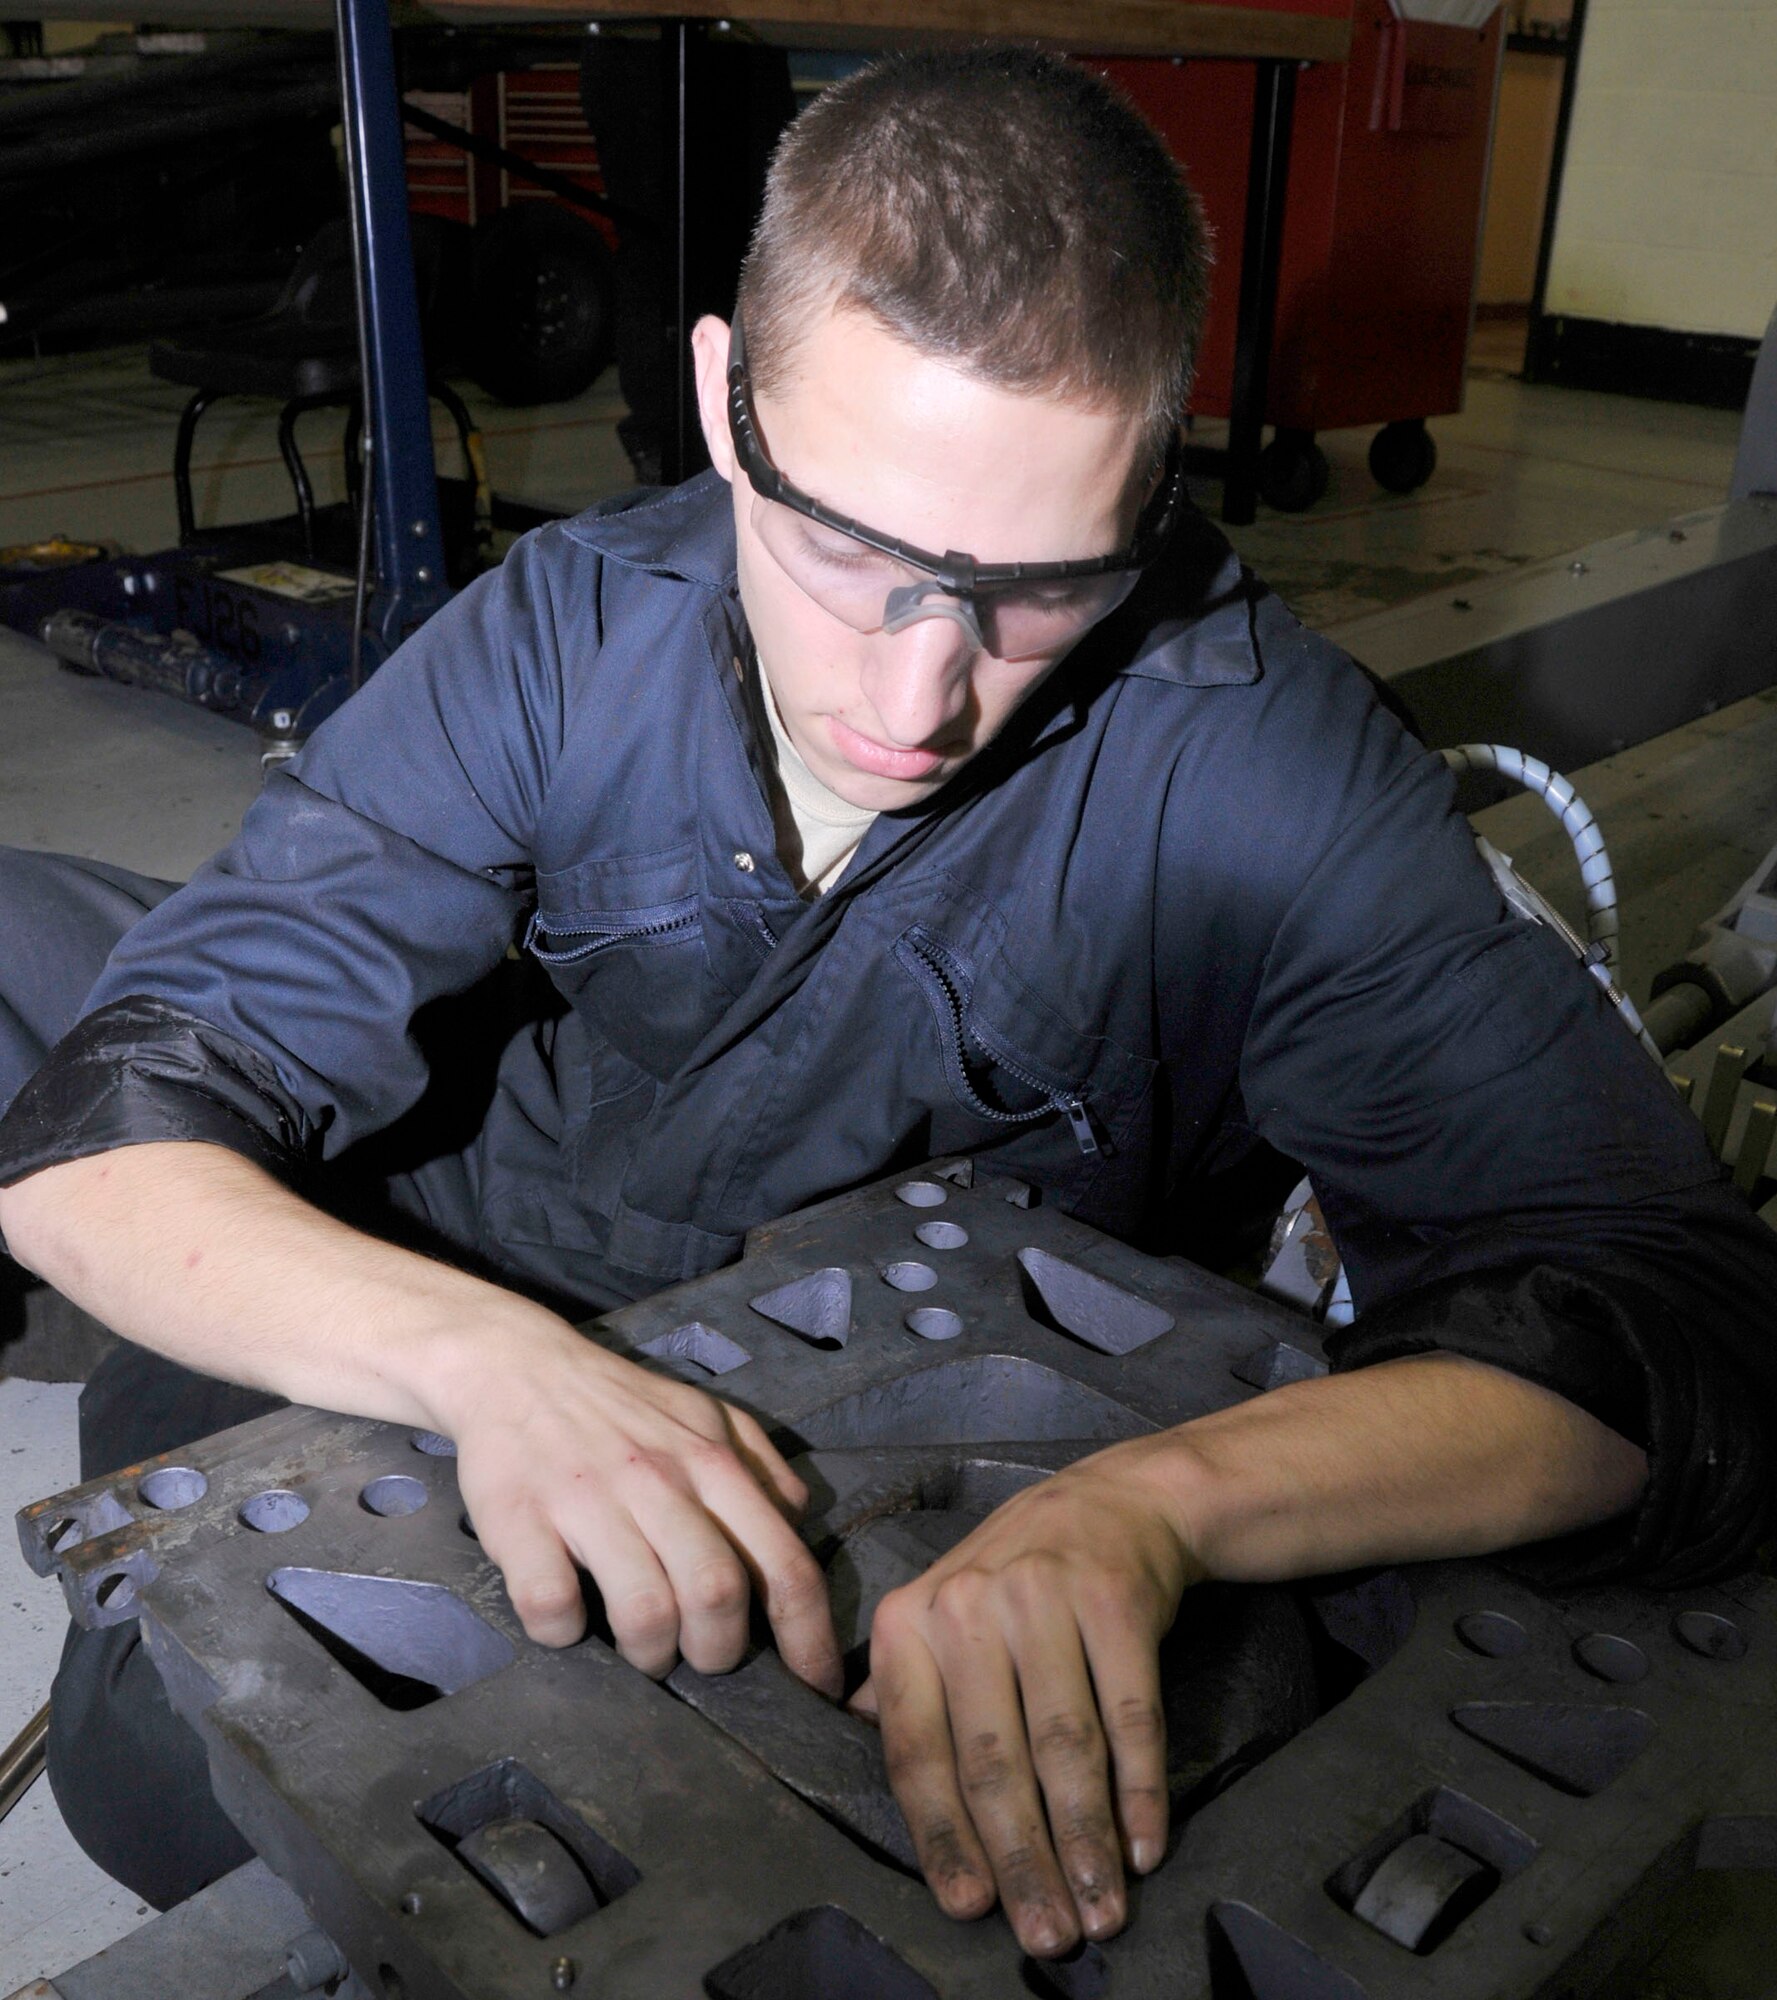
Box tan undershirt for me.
[756,660,879,898]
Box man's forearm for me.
[1147,1352,1648,1582]
[0,1143,842,1682]
[0,1142,558,1434]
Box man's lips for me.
[826,715,950,782]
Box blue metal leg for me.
[332,0,449,658]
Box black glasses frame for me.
[725,317,1185,605]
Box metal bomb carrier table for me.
[19,1163,1777,1999]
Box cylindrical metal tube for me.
[39,609,243,711]
[1642,981,1717,1057]
[0,1703,49,1827]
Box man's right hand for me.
[0,1144,842,1697]
[437,1321,843,1692]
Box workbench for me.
[492,0,1351,519]
[17,0,1351,524]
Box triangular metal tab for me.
[1232,1341,1329,1392]
[748,1268,853,1349]
[638,1321,752,1377]
[1209,1901,1370,2000]
[1451,1702,1654,1797]
[1017,1248,1174,1355]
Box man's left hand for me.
[853,1437,1202,1959]
[851,1354,1649,1960]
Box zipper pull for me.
[1061,1095,1101,1158]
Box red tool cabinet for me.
[1101,1,1506,509]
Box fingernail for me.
[1082,1895,1123,1940]
[1131,1838,1160,1873]
[944,1873,990,1917]
[1024,1910,1065,1955]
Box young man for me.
[0,48,1772,1964]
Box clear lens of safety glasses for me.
[972,569,1142,658]
[752,496,1139,661]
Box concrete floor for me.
[0,329,1768,1990]
[0,344,633,559]
[0,1380,149,1995]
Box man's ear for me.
[691,315,736,483]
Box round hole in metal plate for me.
[1673,1609,1748,1661]
[915,1219,969,1250]
[240,1489,311,1534]
[139,1466,207,1511]
[1454,1610,1529,1659]
[906,1308,964,1341]
[95,1571,136,1612]
[410,1430,457,1457]
[882,1260,938,1293]
[894,1181,947,1209]
[1574,1632,1649,1684]
[46,1516,82,1554]
[361,1474,430,1517]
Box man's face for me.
[692,303,1152,812]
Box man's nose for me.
[861,610,977,747]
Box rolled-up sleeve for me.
[0,525,589,1185]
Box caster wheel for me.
[468,204,616,406]
[1369,419,1438,494]
[1257,431,1331,513]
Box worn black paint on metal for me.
[18,1162,1777,1998]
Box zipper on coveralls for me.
[524,897,701,965]
[907,935,1101,1158]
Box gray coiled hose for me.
[1443,743,1661,1063]
[1263,744,1661,1328]
[1442,742,1619,967]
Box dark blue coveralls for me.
[2,474,1772,1907]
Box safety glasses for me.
[726,318,1183,660]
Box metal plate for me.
[19,1162,1777,1998]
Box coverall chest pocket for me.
[526,846,713,1075]
[893,921,1151,1165]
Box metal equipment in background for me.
[19,1160,1777,2000]
[1107,2,1508,515]
[0,29,621,392]
[1638,839,1777,1228]
[0,0,447,748]
[0,32,343,353]
[5,0,1356,682]
[1330,278,1777,777]
[0,1701,49,1831]
[1327,496,1777,777]
[1322,299,1777,1224]
[0,0,1352,746]
[0,7,585,750]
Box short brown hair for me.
[735,45,1211,459]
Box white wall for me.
[1478,49,1565,304]
[1544,0,1777,338]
